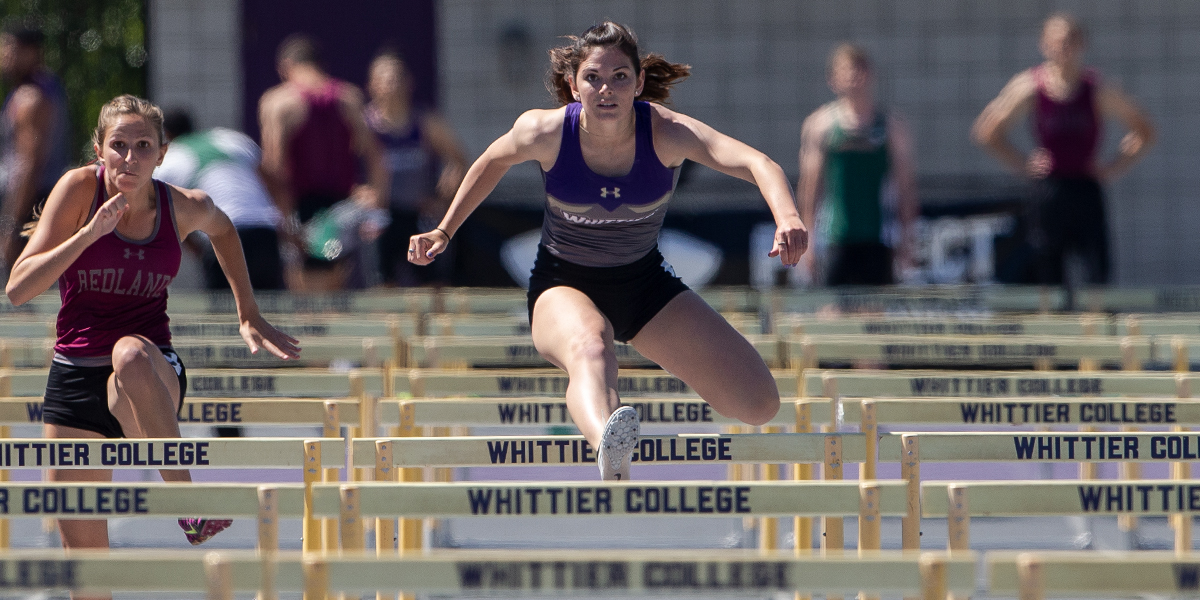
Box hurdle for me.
[395,367,799,398]
[802,369,1186,399]
[170,313,419,339]
[776,313,1109,337]
[0,338,397,369]
[0,549,977,597]
[353,432,866,469]
[0,368,386,398]
[880,431,1200,549]
[392,397,822,428]
[355,433,883,554]
[404,334,782,369]
[763,284,1061,314]
[788,335,1150,370]
[990,551,1200,598]
[313,479,906,554]
[923,479,1200,553]
[425,311,764,336]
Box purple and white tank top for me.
[540,101,678,267]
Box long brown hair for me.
[547,21,690,105]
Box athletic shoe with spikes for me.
[597,406,639,481]
[178,518,233,545]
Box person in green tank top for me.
[798,43,918,285]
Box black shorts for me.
[527,245,690,343]
[203,227,285,291]
[1029,176,1110,285]
[825,242,894,286]
[43,349,187,439]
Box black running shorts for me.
[527,245,690,343]
[43,349,187,438]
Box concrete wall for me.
[148,0,242,130]
[438,0,1200,285]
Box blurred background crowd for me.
[1,0,1196,292]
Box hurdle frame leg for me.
[1017,554,1043,600]
[822,431,844,555]
[902,434,921,552]
[376,440,397,600]
[303,556,329,600]
[793,402,813,600]
[303,440,322,553]
[759,425,783,551]
[205,553,233,600]
[1175,374,1193,552]
[322,403,341,550]
[258,486,279,600]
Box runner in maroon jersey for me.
[973,12,1155,284]
[5,95,298,584]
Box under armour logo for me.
[124,248,145,260]
[600,187,620,198]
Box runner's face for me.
[0,35,38,81]
[570,46,644,121]
[1040,20,1084,67]
[96,115,166,194]
[829,56,871,97]
[369,57,410,104]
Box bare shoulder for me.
[998,69,1038,99]
[336,81,366,108]
[509,107,565,146]
[801,103,838,138]
[38,166,100,232]
[259,84,302,117]
[56,166,101,207]
[165,183,215,230]
[6,82,48,115]
[648,103,708,144]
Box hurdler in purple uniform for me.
[5,95,300,562]
[407,22,808,481]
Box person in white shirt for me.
[156,109,285,290]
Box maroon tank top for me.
[287,80,357,199]
[1033,65,1101,178]
[55,165,181,357]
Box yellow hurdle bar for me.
[351,433,867,468]
[0,437,343,469]
[399,398,824,427]
[394,368,798,398]
[803,369,1186,399]
[880,432,1200,463]
[0,482,304,517]
[841,396,1197,427]
[310,480,909,519]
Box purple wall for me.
[240,0,438,141]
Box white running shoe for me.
[597,406,640,481]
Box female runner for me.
[6,95,300,563]
[409,22,806,480]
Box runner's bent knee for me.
[110,336,155,376]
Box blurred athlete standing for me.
[973,13,1155,284]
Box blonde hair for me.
[91,94,166,150]
[1043,12,1087,45]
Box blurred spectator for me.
[366,48,467,286]
[972,12,1155,285]
[156,108,285,291]
[0,24,71,275]
[258,33,387,291]
[798,43,918,286]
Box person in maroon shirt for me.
[6,95,299,583]
[258,34,387,291]
[973,12,1155,284]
